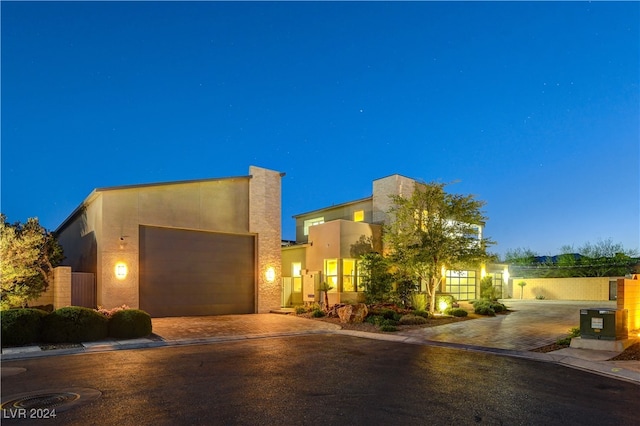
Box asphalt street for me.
[1,334,638,425]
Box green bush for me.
[108,309,152,339]
[556,327,581,346]
[472,300,495,316]
[471,300,507,316]
[445,308,469,317]
[41,306,109,343]
[295,306,307,315]
[29,304,54,313]
[398,314,428,325]
[1,308,48,347]
[311,309,325,318]
[379,324,397,332]
[365,314,384,326]
[380,309,401,321]
[413,310,431,319]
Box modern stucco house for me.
[55,166,282,317]
[281,174,509,307]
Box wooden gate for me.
[72,272,96,308]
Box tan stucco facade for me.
[618,276,640,332]
[56,166,282,313]
[509,277,612,301]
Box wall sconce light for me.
[115,262,128,280]
[265,266,276,283]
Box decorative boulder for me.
[337,303,369,323]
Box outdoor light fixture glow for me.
[439,299,449,313]
[265,266,276,283]
[115,262,128,280]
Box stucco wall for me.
[56,168,281,314]
[96,177,252,309]
[294,198,372,242]
[618,277,640,332]
[511,277,611,301]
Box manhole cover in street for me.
[1,388,101,414]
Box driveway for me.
[151,312,340,342]
[398,300,617,350]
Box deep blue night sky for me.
[2,1,638,257]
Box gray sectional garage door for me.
[139,225,255,317]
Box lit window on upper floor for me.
[303,217,324,236]
[353,210,364,222]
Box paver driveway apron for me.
[398,300,617,351]
[151,313,340,342]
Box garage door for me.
[139,225,255,317]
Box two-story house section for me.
[281,174,509,307]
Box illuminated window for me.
[353,210,364,222]
[303,217,324,236]
[323,259,338,292]
[292,262,302,293]
[342,259,361,292]
[343,259,355,291]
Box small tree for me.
[384,182,494,314]
[0,215,63,309]
[517,281,527,299]
[359,252,394,304]
[480,276,496,300]
[318,281,334,311]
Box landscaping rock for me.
[337,303,368,323]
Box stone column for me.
[53,266,72,308]
[249,166,283,313]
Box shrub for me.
[398,314,428,325]
[471,300,507,316]
[96,304,130,318]
[556,327,581,346]
[380,309,401,321]
[379,324,397,332]
[108,309,152,339]
[295,306,307,315]
[365,314,384,326]
[411,293,427,311]
[41,306,109,343]
[491,302,506,313]
[1,308,48,346]
[445,308,468,317]
[472,300,495,316]
[413,310,431,319]
[381,318,399,327]
[29,304,54,313]
[311,309,325,318]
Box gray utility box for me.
[579,308,628,340]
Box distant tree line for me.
[504,239,639,278]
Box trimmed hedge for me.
[445,308,469,317]
[1,308,48,347]
[41,306,109,343]
[108,309,152,339]
[471,300,507,316]
[398,314,428,325]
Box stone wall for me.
[249,166,283,313]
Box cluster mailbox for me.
[579,308,628,340]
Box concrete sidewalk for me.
[2,302,639,384]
